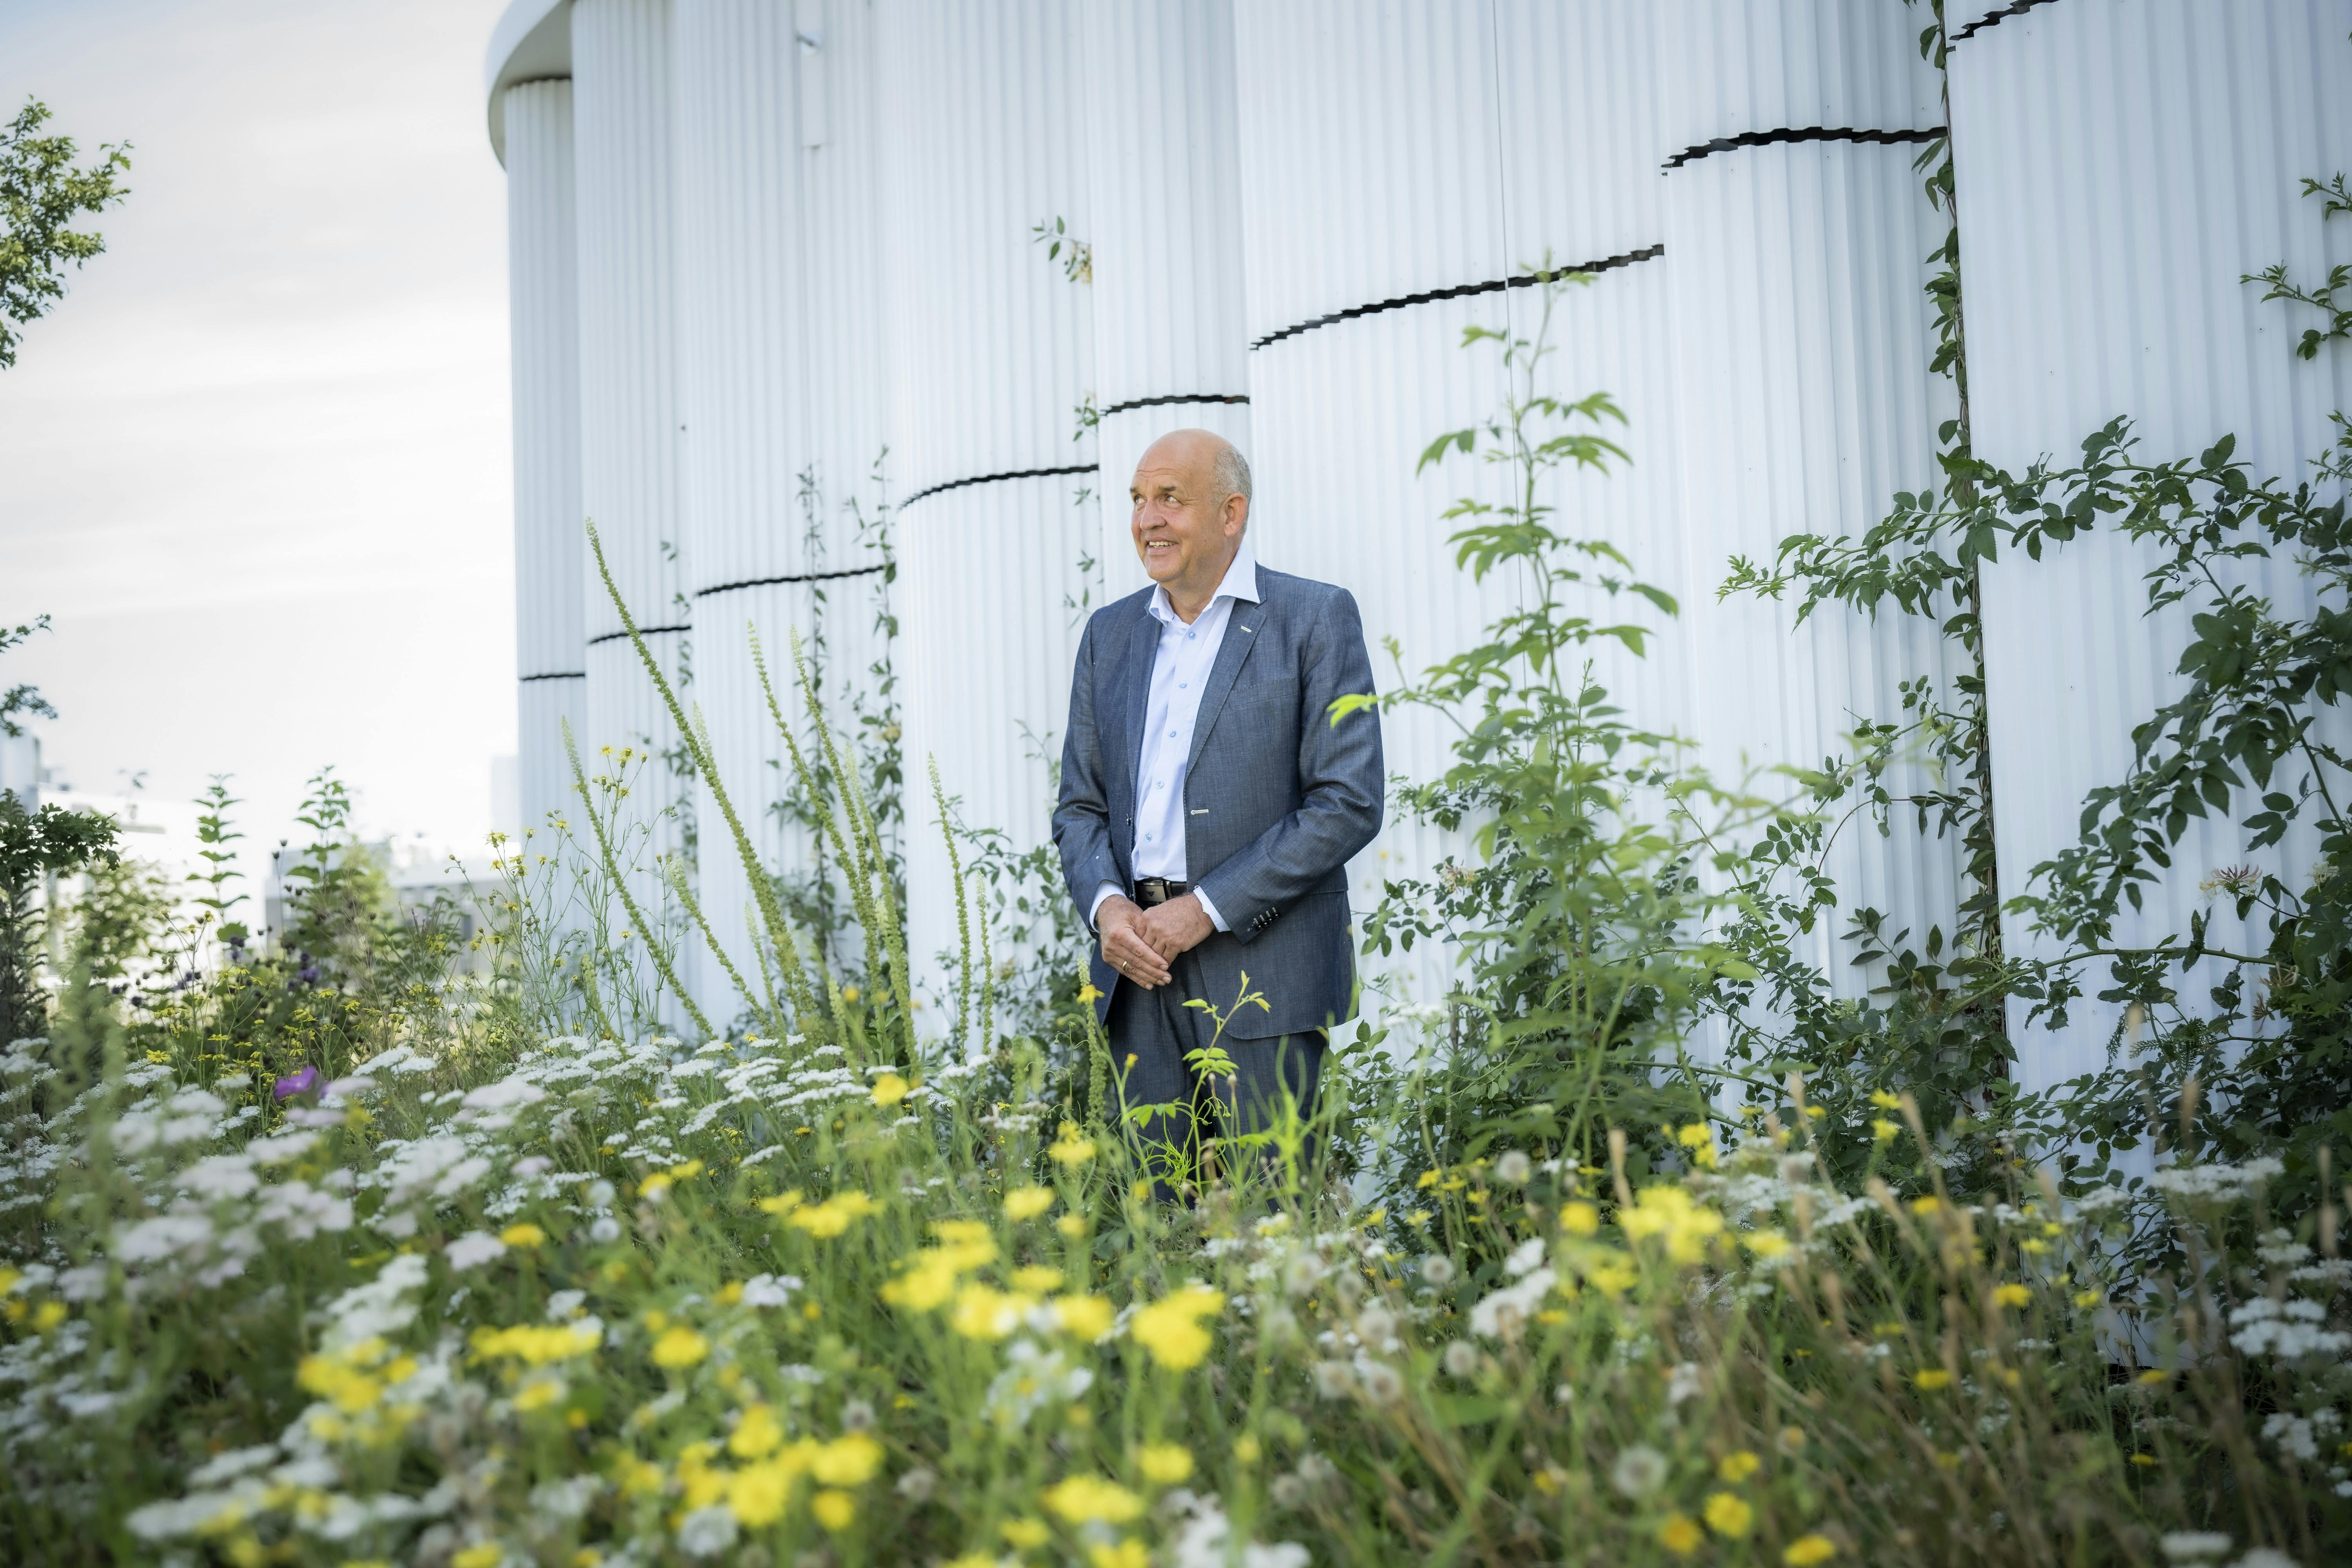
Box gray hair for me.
[1212,441,1254,508]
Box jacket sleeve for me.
[1052,612,1123,924]
[1193,588,1384,942]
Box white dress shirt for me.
[1090,539,1261,934]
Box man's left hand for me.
[1135,891,1214,959]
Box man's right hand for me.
[1096,895,1174,989]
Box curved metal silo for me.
[878,0,1098,1027]
[499,78,588,861]
[1656,0,1965,1021]
[1232,1,1684,1021]
[1079,0,1254,606]
[1948,0,2352,1088]
[573,0,700,1019]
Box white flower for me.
[1503,1237,1547,1277]
[530,1475,602,1520]
[446,1232,508,1271]
[1610,1444,1668,1499]
[243,1131,319,1167]
[1443,1341,1479,1377]
[546,1290,587,1321]
[739,1274,801,1308]
[676,1504,738,1557]
[318,1254,428,1350]
[984,1340,1093,1427]
[1419,1254,1455,1287]
[1495,1151,1531,1185]
[589,1216,621,1243]
[1169,1496,1310,1568]
[188,1445,279,1487]
[1469,1267,1555,1339]
[1359,1362,1404,1402]
[1667,1361,1704,1406]
[2228,1550,2301,1568]
[1354,1305,1396,1346]
[1282,1252,1325,1297]
[181,1155,260,1200]
[1312,1361,1356,1399]
[115,1213,216,1264]
[2158,1535,2232,1563]
[462,1078,546,1111]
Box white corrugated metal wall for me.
[1079,0,1253,608]
[1234,1,1686,1017]
[1658,0,1965,1017]
[490,0,2352,1060]
[1949,0,2352,1088]
[878,0,1098,1022]
[502,79,588,853]
[572,0,698,1011]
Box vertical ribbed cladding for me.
[879,0,1096,1027]
[1079,0,1253,604]
[674,0,810,1026]
[1949,0,2352,1089]
[1234,1,1681,1017]
[1657,0,1964,1022]
[573,0,697,1017]
[502,80,587,850]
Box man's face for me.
[1130,434,1243,595]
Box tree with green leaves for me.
[0,96,131,369]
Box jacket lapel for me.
[1117,608,1159,798]
[1185,590,1267,774]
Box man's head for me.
[1130,428,1252,613]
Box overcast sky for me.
[0,0,516,872]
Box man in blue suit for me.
[1053,428,1383,1190]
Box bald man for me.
[1052,429,1383,1194]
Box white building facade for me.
[487,0,2352,1084]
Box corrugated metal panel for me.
[1080,0,1254,605]
[674,0,813,1017]
[573,0,697,1018]
[1659,1,1962,1013]
[1232,0,1508,343]
[878,0,1096,1019]
[1234,2,1684,1017]
[1950,0,2352,1087]
[503,79,587,842]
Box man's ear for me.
[1225,493,1249,535]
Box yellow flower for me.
[615,1458,665,1496]
[946,1556,998,1568]
[1658,1514,1703,1555]
[1131,1285,1225,1371]
[1049,1123,1098,1167]
[297,1354,383,1414]
[1869,1089,1903,1110]
[1560,1201,1600,1236]
[870,1073,910,1108]
[728,1461,790,1528]
[452,1546,503,1568]
[1994,1283,2032,1308]
[1908,1196,1942,1216]
[950,1283,1035,1341]
[668,1159,706,1180]
[730,1404,783,1459]
[2074,1289,2103,1308]
[1717,1450,1760,1483]
[1744,1230,1791,1258]
[497,1223,546,1249]
[1090,1542,1149,1568]
[513,1380,564,1412]
[652,1327,710,1369]
[1234,1434,1261,1464]
[1618,1185,1725,1264]
[758,1189,806,1216]
[1012,1265,1065,1293]
[470,1323,601,1365]
[1042,1475,1145,1525]
[33,1300,67,1332]
[812,1432,884,1486]
[1914,1369,1952,1391]
[1005,1185,1056,1221]
[2136,1368,2169,1386]
[1078,983,1102,1005]
[1703,1491,1754,1538]
[1056,1214,1088,1239]
[1001,1520,1051,1548]
[1872,1119,1902,1143]
[812,1489,856,1530]
[2130,1452,2158,1467]
[1784,1533,1839,1565]
[1137,1444,1194,1484]
[791,1192,882,1238]
[882,1254,963,1313]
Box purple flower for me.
[273,1065,321,1101]
[295,965,320,984]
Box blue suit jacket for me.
[1053,564,1384,1040]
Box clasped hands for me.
[1096,893,1212,989]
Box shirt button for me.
[1167,730,1176,738]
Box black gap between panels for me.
[1662,125,1947,171]
[694,562,889,599]
[899,462,1100,510]
[1248,244,1664,350]
[584,622,690,648]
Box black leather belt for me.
[1134,877,1191,907]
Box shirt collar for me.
[1149,536,1261,626]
